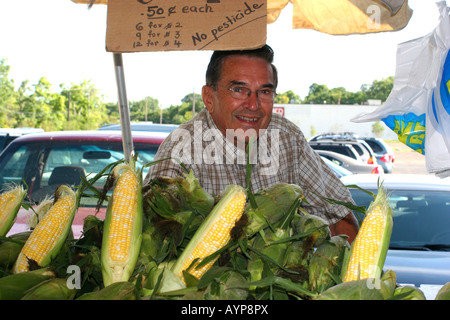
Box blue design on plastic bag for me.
[431,50,450,127]
[382,113,426,154]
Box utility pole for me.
[192,89,196,117]
[67,91,71,121]
[145,97,148,122]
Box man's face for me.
[202,55,275,144]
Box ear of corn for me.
[342,186,393,282]
[435,282,450,300]
[76,281,137,300]
[244,183,303,237]
[171,185,247,281]
[0,184,27,237]
[315,278,386,300]
[21,278,78,300]
[0,231,31,269]
[308,235,349,293]
[143,170,214,222]
[291,213,331,250]
[13,185,78,273]
[175,170,215,215]
[0,267,56,300]
[393,285,426,300]
[101,162,143,287]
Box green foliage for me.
[275,90,301,104]
[303,77,393,105]
[0,58,394,130]
[163,93,205,124]
[372,121,385,138]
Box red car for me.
[0,130,168,238]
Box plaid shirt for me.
[145,109,354,225]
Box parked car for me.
[0,130,169,238]
[360,137,395,174]
[317,150,382,174]
[0,128,44,151]
[321,156,353,178]
[311,133,395,173]
[98,122,178,133]
[309,134,378,165]
[340,174,450,299]
[309,141,363,162]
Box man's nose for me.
[245,91,260,111]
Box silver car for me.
[316,150,382,174]
[340,174,450,299]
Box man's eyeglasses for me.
[217,86,277,102]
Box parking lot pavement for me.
[387,141,428,175]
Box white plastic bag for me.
[352,1,450,177]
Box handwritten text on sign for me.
[106,0,267,52]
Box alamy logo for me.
[169,121,280,175]
[66,265,81,290]
[367,5,381,29]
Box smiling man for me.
[145,44,358,243]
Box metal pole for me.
[113,53,134,161]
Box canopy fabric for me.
[72,0,107,5]
[72,0,412,35]
[267,0,412,34]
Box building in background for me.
[274,104,397,140]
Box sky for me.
[0,0,443,109]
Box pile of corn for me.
[0,159,449,300]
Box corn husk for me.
[76,281,137,300]
[245,183,303,237]
[0,267,56,300]
[308,235,349,293]
[21,278,77,300]
[0,184,27,237]
[435,282,450,300]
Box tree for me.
[164,93,205,124]
[0,59,17,127]
[129,96,161,123]
[15,80,34,127]
[275,90,302,104]
[60,80,109,130]
[182,92,205,115]
[29,77,66,131]
[372,121,385,137]
[303,83,331,104]
[361,77,394,103]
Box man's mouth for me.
[236,115,259,123]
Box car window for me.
[311,144,358,160]
[322,155,344,166]
[0,141,159,205]
[1,145,30,185]
[365,140,383,153]
[350,144,364,156]
[349,188,450,248]
[321,157,351,178]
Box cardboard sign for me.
[106,0,267,52]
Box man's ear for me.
[202,85,214,113]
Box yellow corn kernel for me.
[173,186,247,280]
[107,169,139,263]
[101,162,143,287]
[14,187,76,273]
[343,206,386,282]
[0,190,15,208]
[0,185,27,237]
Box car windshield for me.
[365,140,384,153]
[0,140,159,206]
[350,188,450,251]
